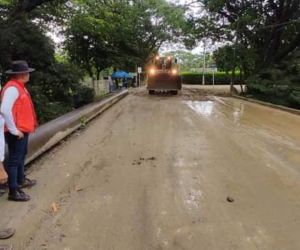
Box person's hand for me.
[16,131,24,139]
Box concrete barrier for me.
[26,90,128,164]
[232,94,300,116]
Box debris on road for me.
[226,196,235,203]
[50,202,59,214]
[147,157,156,161]
[132,156,157,167]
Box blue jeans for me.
[5,132,29,190]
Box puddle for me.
[184,101,214,117]
[232,105,245,125]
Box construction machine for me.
[147,55,181,95]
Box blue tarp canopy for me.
[111,71,132,79]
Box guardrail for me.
[25,90,128,164]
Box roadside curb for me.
[26,90,128,164]
[232,94,300,116]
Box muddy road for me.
[1,87,300,250]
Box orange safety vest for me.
[1,80,37,133]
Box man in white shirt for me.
[1,61,37,202]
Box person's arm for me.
[0,86,22,136]
[0,116,5,162]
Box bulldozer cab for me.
[154,56,174,70]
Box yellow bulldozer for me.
[147,55,182,95]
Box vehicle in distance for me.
[147,55,181,95]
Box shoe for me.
[0,228,15,239]
[0,244,13,250]
[8,189,30,202]
[19,178,37,189]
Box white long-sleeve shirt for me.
[0,86,20,136]
[0,115,4,162]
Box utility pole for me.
[211,44,215,86]
[230,45,235,91]
[202,40,206,85]
[231,21,239,93]
[212,63,215,86]
[137,66,142,87]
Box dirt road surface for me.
[0,87,300,250]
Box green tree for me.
[0,0,92,123]
[65,0,187,77]
[213,44,256,78]
[186,0,300,107]
[189,0,300,73]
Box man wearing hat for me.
[0,60,37,202]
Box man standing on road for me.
[1,60,37,202]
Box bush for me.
[0,20,96,124]
[247,80,300,109]
[181,72,244,85]
[29,85,74,124]
[289,89,300,108]
[246,53,300,109]
[73,86,95,108]
[27,62,97,123]
[40,103,74,124]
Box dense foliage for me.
[0,0,187,122]
[189,0,300,108]
[65,0,186,79]
[247,48,300,108]
[0,0,93,123]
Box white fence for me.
[83,79,110,96]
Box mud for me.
[0,87,300,250]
